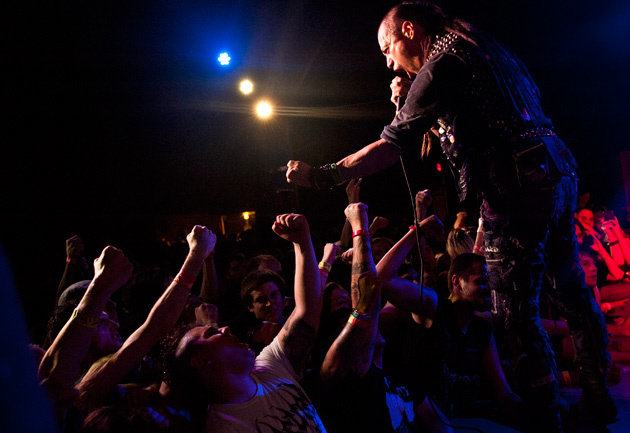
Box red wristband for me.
[66,257,76,264]
[352,229,368,238]
[174,271,196,288]
[409,225,417,231]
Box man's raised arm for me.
[272,213,322,373]
[77,225,216,410]
[319,202,382,385]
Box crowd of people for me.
[13,180,626,433]
[5,2,629,433]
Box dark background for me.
[4,0,629,341]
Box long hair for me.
[446,228,475,259]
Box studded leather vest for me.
[427,33,576,204]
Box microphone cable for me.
[396,96,487,433]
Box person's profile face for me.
[378,23,419,78]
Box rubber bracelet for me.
[347,309,373,325]
[409,225,417,231]
[352,229,368,238]
[71,308,100,328]
[318,261,332,272]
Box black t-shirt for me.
[401,300,493,418]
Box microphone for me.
[395,96,406,114]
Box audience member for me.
[165,213,325,432]
[39,225,216,431]
[378,225,523,430]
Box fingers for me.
[272,214,309,241]
[341,248,354,263]
[390,76,412,103]
[344,202,369,227]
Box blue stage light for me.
[218,52,231,66]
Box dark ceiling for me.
[4,1,630,336]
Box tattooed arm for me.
[320,203,382,386]
[272,214,322,374]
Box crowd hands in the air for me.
[16,183,628,433]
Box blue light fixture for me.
[217,52,231,66]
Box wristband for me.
[66,257,77,264]
[409,225,417,231]
[311,163,344,190]
[473,245,483,252]
[347,309,373,325]
[318,261,332,272]
[352,229,368,238]
[609,240,619,246]
[71,308,100,328]
[174,271,196,289]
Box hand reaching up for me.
[187,225,216,259]
[345,178,362,204]
[93,246,133,295]
[66,235,84,261]
[273,214,311,246]
[369,216,390,237]
[415,189,432,221]
[345,203,369,231]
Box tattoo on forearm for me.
[282,317,316,372]
[352,238,375,274]
[329,327,375,374]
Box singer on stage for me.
[285,2,615,431]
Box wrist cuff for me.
[311,163,344,190]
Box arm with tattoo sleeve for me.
[320,203,382,385]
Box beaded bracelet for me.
[71,308,100,328]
